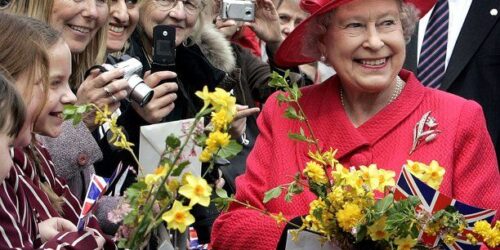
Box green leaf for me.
[217,140,242,159]
[288,132,308,142]
[76,105,89,113]
[374,193,393,214]
[165,134,181,150]
[194,133,207,146]
[355,225,367,242]
[212,197,231,212]
[263,186,283,203]
[216,188,228,198]
[291,82,302,100]
[284,106,301,120]
[276,93,290,105]
[171,160,190,176]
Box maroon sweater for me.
[212,70,500,249]
[0,142,116,249]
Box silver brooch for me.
[410,111,441,155]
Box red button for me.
[77,152,89,167]
[349,152,372,167]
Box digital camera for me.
[102,57,154,107]
[220,0,255,22]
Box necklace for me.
[340,76,405,107]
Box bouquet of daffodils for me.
[65,86,242,249]
[216,72,499,250]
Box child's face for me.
[34,40,76,138]
[13,71,44,147]
[0,131,14,182]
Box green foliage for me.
[285,176,304,202]
[214,189,231,212]
[264,186,283,203]
[165,134,181,150]
[171,160,190,177]
[63,104,92,125]
[218,140,243,159]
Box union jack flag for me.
[394,166,496,250]
[77,174,110,231]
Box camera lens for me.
[128,74,154,107]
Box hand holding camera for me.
[218,0,282,45]
[77,65,130,131]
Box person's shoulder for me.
[426,88,483,112]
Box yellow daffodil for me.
[376,169,396,192]
[210,87,236,114]
[195,86,211,109]
[394,235,417,250]
[420,160,445,189]
[178,174,212,207]
[336,203,363,232]
[331,163,349,182]
[368,216,390,241]
[162,200,195,233]
[167,179,180,192]
[303,161,328,184]
[406,160,426,179]
[360,164,380,191]
[344,171,364,192]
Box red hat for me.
[275,0,436,67]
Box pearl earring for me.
[320,55,326,62]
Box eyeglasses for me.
[153,0,203,15]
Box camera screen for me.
[156,40,173,57]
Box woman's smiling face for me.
[50,0,109,53]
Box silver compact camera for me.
[220,0,255,22]
[102,57,154,107]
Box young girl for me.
[0,72,25,182]
[0,12,113,249]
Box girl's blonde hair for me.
[7,0,109,89]
[0,12,66,213]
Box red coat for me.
[211,70,500,249]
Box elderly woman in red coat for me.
[211,0,500,249]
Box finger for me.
[144,71,177,88]
[153,92,177,108]
[91,68,125,89]
[234,107,260,120]
[57,218,77,232]
[153,82,178,97]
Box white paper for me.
[139,118,203,176]
[285,230,342,250]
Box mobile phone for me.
[150,25,177,83]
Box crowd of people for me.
[0,0,498,249]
